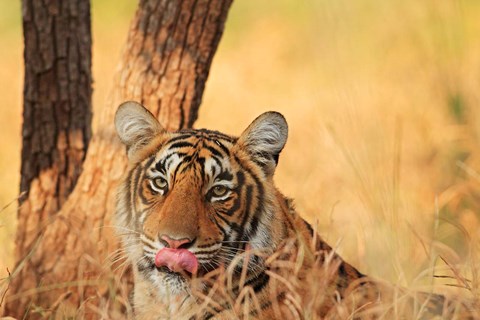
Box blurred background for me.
[1,0,479,295]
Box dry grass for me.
[1,0,480,318]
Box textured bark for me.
[5,0,233,318]
[17,0,92,257]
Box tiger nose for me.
[160,235,194,249]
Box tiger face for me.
[114,101,288,298]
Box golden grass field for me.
[1,0,480,313]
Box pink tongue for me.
[155,248,198,274]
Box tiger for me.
[114,101,476,319]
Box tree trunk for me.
[5,0,233,318]
[5,0,92,315]
[17,0,92,264]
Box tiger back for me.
[114,101,477,319]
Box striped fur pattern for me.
[114,102,476,319]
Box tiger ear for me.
[238,111,288,175]
[114,101,164,159]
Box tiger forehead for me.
[165,130,235,155]
[178,128,236,142]
[151,130,236,175]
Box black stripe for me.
[172,155,189,181]
[210,163,217,177]
[338,263,348,281]
[237,185,253,243]
[225,271,270,314]
[224,171,245,216]
[210,155,223,168]
[192,129,235,141]
[216,214,241,234]
[204,144,224,158]
[217,170,233,182]
[304,219,314,237]
[235,155,265,242]
[248,217,259,240]
[197,157,206,179]
[156,153,177,172]
[248,175,265,240]
[138,182,151,206]
[143,155,156,170]
[249,271,270,293]
[211,214,228,237]
[169,141,194,149]
[131,165,143,210]
[213,139,231,155]
[135,158,156,207]
[180,160,194,174]
[167,134,194,144]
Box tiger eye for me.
[212,185,228,197]
[152,177,168,190]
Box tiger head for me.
[114,101,288,295]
